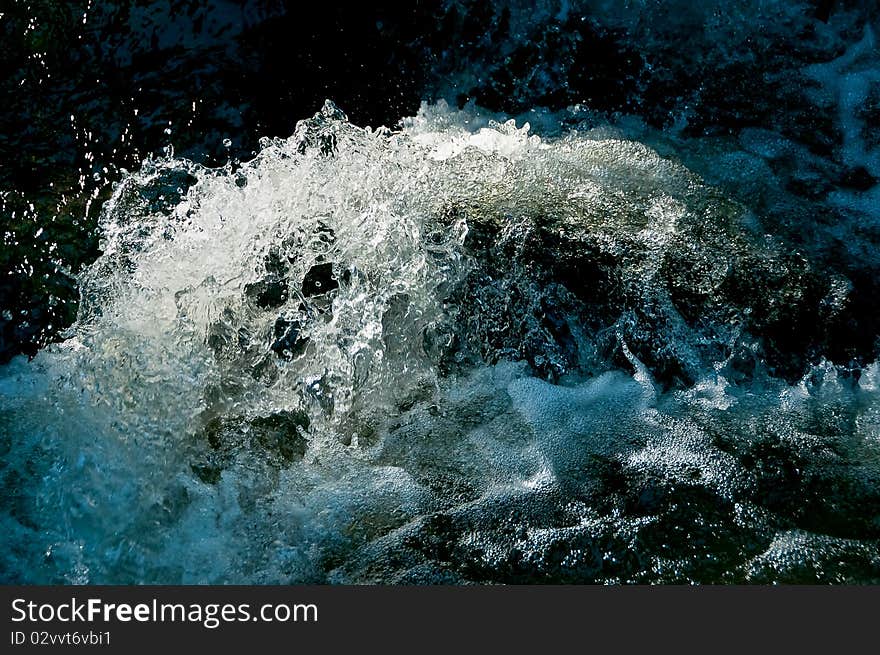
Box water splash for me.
[2,101,878,583]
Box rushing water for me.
[2,2,880,583]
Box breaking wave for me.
[2,100,879,583]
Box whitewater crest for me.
[2,101,879,583]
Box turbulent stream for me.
[2,1,879,583]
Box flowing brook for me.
[2,1,879,583]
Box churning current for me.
[2,98,878,584]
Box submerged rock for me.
[192,409,311,485]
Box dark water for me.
[1,1,879,584]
